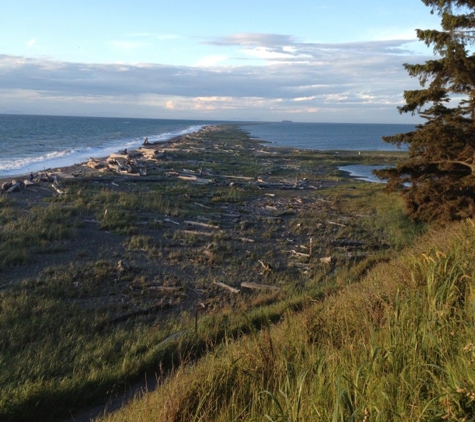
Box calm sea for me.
[240,122,413,151]
[0,115,414,178]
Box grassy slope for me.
[100,218,475,422]
[0,125,428,421]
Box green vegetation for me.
[0,201,76,269]
[376,1,475,222]
[100,218,475,421]
[0,125,429,421]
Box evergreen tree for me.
[375,0,475,222]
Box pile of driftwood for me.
[85,147,166,176]
[1,171,75,195]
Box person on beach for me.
[143,137,149,145]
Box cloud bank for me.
[0,33,428,122]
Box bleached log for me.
[51,184,65,195]
[139,149,160,159]
[86,158,102,169]
[124,171,141,177]
[182,230,215,237]
[327,220,346,227]
[148,286,182,293]
[6,183,21,193]
[291,250,311,258]
[213,280,240,294]
[108,163,121,173]
[240,282,280,291]
[222,175,254,181]
[193,178,212,185]
[185,220,219,230]
[258,260,273,272]
[194,202,212,209]
[139,149,163,160]
[238,237,255,243]
[109,153,128,159]
[164,218,180,225]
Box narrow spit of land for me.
[0,125,408,422]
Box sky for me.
[0,0,443,123]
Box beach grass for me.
[0,125,427,421]
[98,219,475,422]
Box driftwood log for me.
[240,282,280,291]
[6,183,21,193]
[182,230,216,237]
[51,184,65,195]
[185,220,220,229]
[291,250,311,258]
[258,260,273,272]
[213,280,240,294]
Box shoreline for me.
[0,125,218,192]
[0,119,211,180]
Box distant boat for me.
[281,120,292,123]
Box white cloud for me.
[0,32,428,122]
[293,96,317,102]
[27,39,36,47]
[207,33,296,47]
[193,55,228,67]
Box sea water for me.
[240,122,414,151]
[0,115,217,177]
[0,115,414,179]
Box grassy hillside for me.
[0,125,425,421]
[99,218,475,421]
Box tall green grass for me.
[0,201,76,269]
[100,219,475,421]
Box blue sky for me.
[0,0,441,122]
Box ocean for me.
[0,115,217,177]
[0,115,414,178]
[240,121,413,151]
